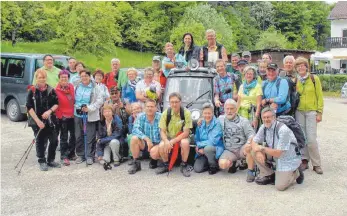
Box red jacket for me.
[55,83,75,119]
[103,71,118,90]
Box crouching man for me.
[128,99,161,174]
[157,92,193,177]
[251,107,304,191]
[218,99,255,179]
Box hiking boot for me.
[313,166,323,174]
[149,159,158,169]
[113,161,120,167]
[39,162,48,171]
[239,159,248,170]
[75,157,85,164]
[47,161,61,168]
[155,163,169,175]
[228,162,238,174]
[246,169,256,183]
[180,162,191,177]
[103,162,112,171]
[208,166,218,175]
[299,159,309,171]
[62,158,70,166]
[128,160,141,174]
[255,173,275,185]
[86,158,94,165]
[296,169,304,184]
[128,160,134,166]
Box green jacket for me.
[117,68,129,89]
[296,73,324,113]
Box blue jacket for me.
[194,117,224,159]
[122,83,137,104]
[96,118,122,156]
[262,77,291,113]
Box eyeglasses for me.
[169,100,180,104]
[110,92,118,95]
[296,65,306,69]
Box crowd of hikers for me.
[26,29,324,191]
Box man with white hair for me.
[279,55,296,81]
[250,106,304,191]
[104,58,121,90]
[199,29,228,67]
[218,99,255,181]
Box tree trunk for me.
[11,27,18,47]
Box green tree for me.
[250,2,274,31]
[59,2,122,57]
[1,2,22,44]
[255,26,289,50]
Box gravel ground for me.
[1,98,347,216]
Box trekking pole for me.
[15,128,42,175]
[82,112,88,167]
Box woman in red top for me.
[55,70,76,166]
[103,58,120,89]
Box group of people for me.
[26,29,324,191]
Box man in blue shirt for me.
[261,63,291,116]
[128,99,162,174]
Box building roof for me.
[237,49,315,55]
[328,1,347,20]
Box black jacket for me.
[178,45,200,62]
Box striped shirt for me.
[213,73,236,114]
[253,121,301,172]
[132,112,161,144]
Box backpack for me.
[166,107,185,132]
[264,115,306,155]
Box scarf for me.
[243,79,257,96]
[59,84,71,94]
[36,84,48,92]
[298,74,309,84]
[128,79,138,91]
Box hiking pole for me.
[82,112,88,167]
[15,128,42,175]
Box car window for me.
[3,58,25,78]
[35,57,69,70]
[1,58,7,77]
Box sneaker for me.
[313,166,323,174]
[128,160,134,166]
[99,159,106,165]
[149,159,158,169]
[69,155,78,161]
[113,161,120,167]
[180,162,191,177]
[128,160,141,174]
[75,157,85,164]
[155,163,169,175]
[228,162,238,174]
[39,162,48,171]
[103,162,112,171]
[86,158,94,165]
[62,158,70,166]
[255,173,275,185]
[208,166,218,175]
[296,169,304,184]
[299,159,309,171]
[246,169,256,183]
[47,161,61,168]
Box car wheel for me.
[6,99,25,122]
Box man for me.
[214,59,237,115]
[237,59,249,81]
[162,43,187,78]
[103,58,127,90]
[250,107,304,191]
[258,60,268,81]
[135,67,161,106]
[128,99,161,174]
[218,99,255,182]
[261,63,291,116]
[229,53,240,74]
[152,56,166,89]
[33,54,60,87]
[157,92,193,177]
[199,29,228,67]
[279,55,296,81]
[242,51,252,63]
[67,57,77,74]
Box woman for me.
[55,70,76,166]
[70,61,85,87]
[236,66,262,129]
[97,105,122,169]
[127,102,143,159]
[162,42,187,77]
[93,69,110,102]
[178,33,200,62]
[262,53,272,63]
[74,70,104,165]
[295,57,324,175]
[26,69,60,171]
[194,103,224,175]
[122,68,139,104]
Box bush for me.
[317,75,347,92]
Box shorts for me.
[139,138,159,153]
[220,145,246,162]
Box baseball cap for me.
[152,56,161,62]
[267,63,278,70]
[110,86,120,93]
[242,51,251,57]
[237,59,248,66]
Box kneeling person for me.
[218,99,255,177]
[128,99,161,174]
[251,107,304,191]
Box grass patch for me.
[323,91,341,97]
[1,40,155,71]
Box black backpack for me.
[265,115,306,155]
[166,107,185,132]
